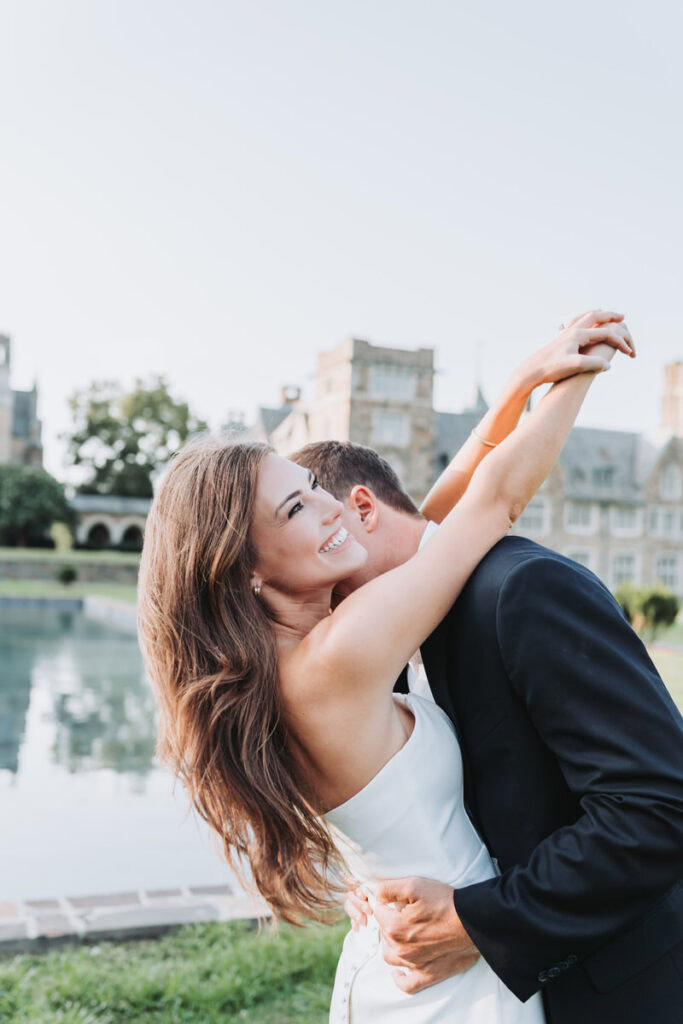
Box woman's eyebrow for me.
[275,471,314,517]
[275,489,301,517]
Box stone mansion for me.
[253,338,683,597]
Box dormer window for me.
[659,464,682,500]
[592,466,616,488]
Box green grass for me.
[0,546,140,565]
[0,919,347,1024]
[0,580,138,604]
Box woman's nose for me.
[322,496,344,521]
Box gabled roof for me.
[558,426,641,501]
[434,409,482,459]
[435,410,683,504]
[255,405,292,440]
[462,385,489,416]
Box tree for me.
[614,583,679,640]
[0,465,76,547]
[639,586,680,641]
[63,377,208,497]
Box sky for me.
[1,0,682,478]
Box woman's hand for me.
[419,308,633,526]
[344,884,372,931]
[512,309,634,394]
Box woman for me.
[138,311,634,1022]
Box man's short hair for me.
[290,440,421,516]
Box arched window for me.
[660,464,682,500]
[87,522,111,549]
[120,525,143,552]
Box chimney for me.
[661,361,683,435]
[281,385,301,406]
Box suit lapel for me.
[393,665,409,694]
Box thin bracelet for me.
[471,428,498,448]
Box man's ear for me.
[347,485,380,533]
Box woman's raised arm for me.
[420,310,634,524]
[315,318,633,693]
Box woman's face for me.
[250,453,367,594]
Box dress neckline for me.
[324,693,420,820]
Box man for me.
[291,439,683,1024]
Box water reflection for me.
[2,605,233,901]
[0,606,157,777]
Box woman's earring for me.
[253,584,261,597]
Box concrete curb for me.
[0,886,271,957]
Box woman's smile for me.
[319,526,351,554]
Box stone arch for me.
[110,516,146,547]
[120,523,144,552]
[86,522,112,549]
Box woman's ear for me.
[347,485,380,533]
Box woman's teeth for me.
[320,526,348,553]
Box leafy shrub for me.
[614,583,679,640]
[615,583,639,624]
[57,564,77,586]
[639,586,680,640]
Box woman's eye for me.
[311,476,319,490]
[288,501,304,519]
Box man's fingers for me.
[391,954,482,994]
[375,878,416,906]
[382,941,412,969]
[373,900,404,936]
[391,968,431,994]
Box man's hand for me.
[373,877,480,995]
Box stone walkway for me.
[0,885,271,956]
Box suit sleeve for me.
[451,555,683,1002]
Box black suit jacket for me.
[397,536,683,1024]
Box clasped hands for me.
[345,876,480,995]
[512,307,635,394]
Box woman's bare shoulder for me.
[277,614,337,702]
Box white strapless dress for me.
[324,693,545,1023]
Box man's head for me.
[290,440,426,597]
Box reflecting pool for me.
[1,606,234,901]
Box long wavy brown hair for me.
[137,438,344,922]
